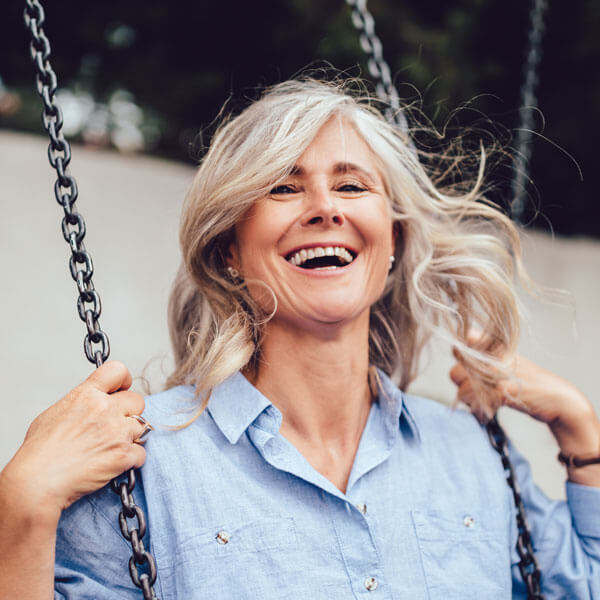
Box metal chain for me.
[487,418,544,599]
[510,0,549,222]
[345,0,410,135]
[23,2,158,597]
[110,471,158,598]
[491,7,549,586]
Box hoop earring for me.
[227,266,240,279]
[389,255,395,271]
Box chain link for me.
[24,2,158,598]
[487,417,545,599]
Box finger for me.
[465,328,485,347]
[451,331,484,358]
[113,390,145,417]
[449,362,468,386]
[129,444,147,470]
[115,443,147,474]
[497,377,521,408]
[456,379,475,405]
[86,361,133,394]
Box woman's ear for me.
[219,227,240,271]
[226,238,241,272]
[391,221,402,254]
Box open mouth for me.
[285,246,357,270]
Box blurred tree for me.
[1,0,597,237]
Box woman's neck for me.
[250,316,373,453]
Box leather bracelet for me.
[558,451,600,468]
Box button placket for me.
[328,493,382,597]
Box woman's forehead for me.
[291,116,384,182]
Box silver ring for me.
[130,414,153,445]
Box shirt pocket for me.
[412,507,511,600]
[155,516,299,600]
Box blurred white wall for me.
[0,131,189,469]
[1,131,599,500]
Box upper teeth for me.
[288,246,354,267]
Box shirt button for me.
[356,502,367,514]
[364,577,378,591]
[215,530,231,544]
[463,515,475,528]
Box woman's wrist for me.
[0,457,63,529]
[548,397,600,487]
[549,394,600,451]
[0,462,59,600]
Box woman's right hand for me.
[0,360,148,524]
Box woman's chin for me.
[284,302,370,331]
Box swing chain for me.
[24,2,159,598]
[487,417,544,599]
[111,473,158,599]
[345,0,409,135]
[510,0,549,222]
[23,0,109,367]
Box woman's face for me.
[229,116,395,334]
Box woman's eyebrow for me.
[287,162,378,183]
[333,162,378,184]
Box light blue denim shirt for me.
[55,370,600,599]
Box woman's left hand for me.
[450,349,600,486]
[450,352,591,426]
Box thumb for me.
[85,360,132,394]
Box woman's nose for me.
[300,187,345,227]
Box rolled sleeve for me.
[567,481,600,539]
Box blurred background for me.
[3,0,599,232]
[1,0,599,498]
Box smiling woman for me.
[170,79,522,418]
[231,118,394,334]
[1,78,599,599]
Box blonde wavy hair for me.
[166,78,526,421]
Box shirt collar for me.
[207,369,420,445]
[376,369,421,443]
[206,371,273,444]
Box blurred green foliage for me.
[1,0,598,236]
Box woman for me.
[1,79,599,598]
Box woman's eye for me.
[337,183,367,193]
[270,184,297,194]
